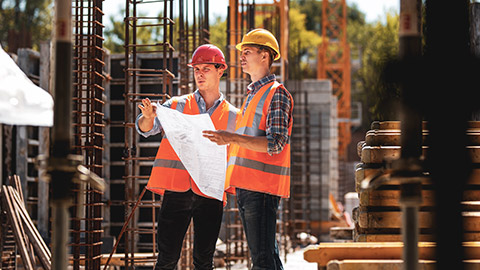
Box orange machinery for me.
[318,0,351,161]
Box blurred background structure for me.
[4,0,480,270]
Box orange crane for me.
[318,0,351,161]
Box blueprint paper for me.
[156,104,226,201]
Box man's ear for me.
[219,67,226,76]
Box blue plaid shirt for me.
[244,74,293,155]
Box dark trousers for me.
[155,190,223,270]
[236,188,283,270]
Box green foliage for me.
[356,13,400,124]
[288,7,323,79]
[291,0,323,33]
[0,0,53,52]
[104,10,157,54]
[209,16,227,50]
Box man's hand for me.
[138,98,157,119]
[203,130,233,145]
[137,98,157,132]
[203,130,269,153]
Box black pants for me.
[155,190,223,270]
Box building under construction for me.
[1,0,480,270]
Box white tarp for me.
[0,44,53,126]
[156,104,226,201]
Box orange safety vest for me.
[225,81,293,198]
[147,93,238,201]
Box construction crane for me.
[318,0,351,162]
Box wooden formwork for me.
[303,121,480,269]
[353,121,480,242]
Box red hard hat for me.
[188,44,227,68]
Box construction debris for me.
[0,175,51,270]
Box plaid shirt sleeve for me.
[266,86,293,155]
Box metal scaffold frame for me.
[116,1,209,269]
[122,0,174,267]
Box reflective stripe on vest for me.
[226,81,293,198]
[227,109,237,132]
[235,85,272,136]
[153,158,186,170]
[227,156,290,176]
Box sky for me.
[102,0,400,28]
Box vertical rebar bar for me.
[71,0,105,267]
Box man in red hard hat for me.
[136,44,238,270]
[203,28,293,270]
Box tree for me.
[288,7,322,79]
[104,10,156,54]
[289,1,366,79]
[355,13,400,125]
[0,0,52,52]
[209,16,227,50]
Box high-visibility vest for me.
[147,93,238,200]
[225,81,293,198]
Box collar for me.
[247,74,276,95]
[193,89,224,105]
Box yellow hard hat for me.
[236,28,281,61]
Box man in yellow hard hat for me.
[203,28,293,270]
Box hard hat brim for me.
[235,42,281,61]
[187,63,228,69]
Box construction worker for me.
[203,28,293,269]
[136,44,238,270]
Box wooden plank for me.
[304,242,480,267]
[368,120,480,130]
[359,190,435,207]
[357,210,480,230]
[303,242,436,266]
[10,175,36,265]
[365,131,480,147]
[326,259,436,270]
[365,131,428,147]
[358,189,480,209]
[354,234,435,242]
[355,232,480,243]
[360,145,480,164]
[70,253,157,266]
[1,185,34,269]
[9,187,51,269]
[361,146,403,164]
[356,167,480,187]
